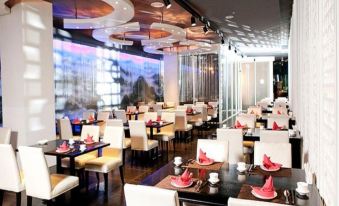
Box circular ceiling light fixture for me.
[151,2,164,8]
[225,15,234,20]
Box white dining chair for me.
[207,101,218,108]
[267,115,289,129]
[260,130,289,143]
[274,101,287,108]
[176,105,187,111]
[154,112,176,156]
[126,106,137,113]
[184,104,194,109]
[165,101,175,107]
[143,112,158,122]
[0,144,25,206]
[235,114,256,128]
[97,111,111,121]
[195,102,205,105]
[0,127,11,144]
[114,110,128,124]
[85,126,124,194]
[272,107,288,115]
[254,142,292,168]
[174,110,193,141]
[216,128,244,164]
[83,111,95,120]
[62,125,100,170]
[19,146,79,204]
[128,120,159,160]
[58,118,80,140]
[152,104,163,113]
[106,119,131,148]
[196,139,228,163]
[207,102,218,118]
[276,97,288,103]
[124,184,180,206]
[228,197,285,206]
[247,106,262,117]
[257,101,269,110]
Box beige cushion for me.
[155,132,175,142]
[243,141,254,148]
[51,174,79,198]
[61,152,97,169]
[124,138,131,149]
[186,124,193,131]
[85,157,122,173]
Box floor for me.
[2,128,216,206]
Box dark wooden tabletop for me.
[141,162,321,206]
[30,139,110,158]
[146,121,173,129]
[71,120,103,126]
[187,112,202,116]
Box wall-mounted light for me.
[191,16,196,26]
[221,37,225,44]
[228,44,231,50]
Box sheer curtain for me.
[179,54,219,103]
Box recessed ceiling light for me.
[123,7,127,10]
[225,15,234,20]
[151,2,164,8]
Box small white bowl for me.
[237,166,247,173]
[208,178,220,185]
[174,161,182,167]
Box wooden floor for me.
[2,128,216,206]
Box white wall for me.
[0,0,55,164]
[289,0,338,205]
[163,54,179,105]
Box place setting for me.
[248,154,292,177]
[181,149,224,171]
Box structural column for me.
[163,54,179,105]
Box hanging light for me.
[163,0,171,9]
[203,25,208,34]
[221,37,225,45]
[191,16,196,26]
[228,44,231,50]
[234,48,237,53]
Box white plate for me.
[251,190,277,200]
[196,160,214,166]
[170,180,194,188]
[296,188,309,195]
[260,165,280,172]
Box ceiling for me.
[51,0,293,56]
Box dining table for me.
[30,139,110,175]
[126,111,144,120]
[257,114,296,129]
[70,119,104,135]
[146,121,173,139]
[141,162,321,206]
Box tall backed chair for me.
[0,144,25,206]
[138,105,149,120]
[19,146,79,204]
[196,139,228,163]
[58,118,80,140]
[216,128,244,164]
[195,102,205,105]
[228,197,285,206]
[257,101,269,110]
[128,120,158,159]
[174,110,193,141]
[235,114,256,128]
[176,105,187,111]
[97,111,111,121]
[85,126,124,194]
[114,110,128,124]
[260,130,289,143]
[83,111,95,120]
[152,104,163,113]
[165,101,175,108]
[254,142,291,168]
[267,115,289,129]
[62,125,100,170]
[247,106,262,117]
[272,107,288,115]
[143,112,158,122]
[154,112,176,156]
[0,127,11,144]
[207,102,218,118]
[124,184,180,206]
[126,106,137,113]
[274,101,287,108]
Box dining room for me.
[0,0,338,206]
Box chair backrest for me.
[174,110,188,131]
[235,114,256,128]
[208,101,218,108]
[260,130,289,143]
[276,97,288,103]
[247,106,262,116]
[58,118,73,140]
[127,106,137,113]
[128,120,149,151]
[216,128,243,164]
[97,111,111,121]
[274,101,287,108]
[267,116,289,129]
[184,104,193,109]
[138,102,145,107]
[196,102,205,105]
[257,101,269,110]
[83,111,95,120]
[161,112,176,133]
[124,184,180,206]
[0,144,23,192]
[156,102,165,106]
[196,139,228,162]
[254,142,291,167]
[152,104,163,112]
[0,127,11,144]
[176,105,187,111]
[138,105,149,113]
[228,197,285,206]
[143,112,158,122]
[193,105,208,121]
[102,126,124,160]
[166,101,175,107]
[114,110,128,123]
[80,125,100,142]
[19,146,52,199]
[106,119,124,127]
[272,107,288,115]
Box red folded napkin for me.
[156,116,161,122]
[277,110,281,115]
[251,176,275,198]
[198,149,214,164]
[235,120,246,129]
[171,168,193,186]
[72,118,80,124]
[58,141,69,151]
[263,154,282,170]
[85,134,94,143]
[146,120,153,126]
[272,121,282,130]
[88,115,95,121]
[250,110,255,114]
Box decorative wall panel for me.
[289,0,338,205]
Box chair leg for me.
[123,149,126,165]
[0,190,4,206]
[173,139,176,154]
[104,173,108,195]
[27,196,32,206]
[16,192,21,206]
[96,172,100,184]
[166,141,169,157]
[119,165,125,184]
[85,171,89,191]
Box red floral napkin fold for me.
[171,168,193,186]
[85,134,94,143]
[251,176,275,198]
[263,154,282,170]
[58,141,69,151]
[156,116,161,122]
[146,120,153,126]
[277,110,282,115]
[198,149,214,164]
[235,120,246,129]
[250,110,255,114]
[272,121,283,130]
[72,118,80,124]
[88,115,95,121]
